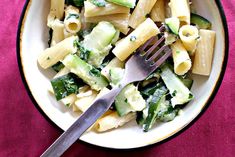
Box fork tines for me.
[137,25,172,67]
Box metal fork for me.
[41,28,172,157]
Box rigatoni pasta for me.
[169,0,190,24]
[113,18,160,61]
[47,0,65,27]
[64,6,81,34]
[129,0,157,29]
[179,25,199,55]
[95,112,136,132]
[171,40,192,75]
[51,19,65,47]
[150,0,165,22]
[38,36,77,69]
[192,29,216,76]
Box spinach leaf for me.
[90,0,106,7]
[89,67,101,77]
[143,85,168,132]
[51,73,85,101]
[73,40,91,61]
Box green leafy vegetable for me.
[89,67,101,77]
[74,40,91,61]
[90,0,106,7]
[143,85,168,132]
[51,73,84,101]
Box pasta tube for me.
[150,0,165,22]
[51,19,65,47]
[95,111,136,132]
[75,88,110,112]
[171,40,192,75]
[47,0,65,27]
[179,25,199,55]
[113,18,159,61]
[64,6,81,34]
[129,0,157,28]
[85,13,130,34]
[192,29,216,76]
[169,0,190,24]
[84,1,130,17]
[38,36,78,69]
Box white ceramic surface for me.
[18,0,228,149]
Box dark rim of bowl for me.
[16,0,229,151]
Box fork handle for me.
[41,87,123,157]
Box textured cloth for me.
[0,0,234,156]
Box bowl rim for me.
[16,0,229,150]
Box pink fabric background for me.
[0,0,234,156]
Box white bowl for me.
[17,0,229,149]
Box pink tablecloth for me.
[0,0,234,156]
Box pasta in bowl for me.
[17,0,228,149]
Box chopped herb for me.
[47,57,50,60]
[195,36,200,40]
[65,103,71,107]
[90,0,106,7]
[176,50,181,54]
[51,73,85,101]
[124,99,128,103]
[89,67,101,77]
[130,36,137,41]
[66,13,79,20]
[73,40,91,61]
[188,93,194,99]
[172,90,177,96]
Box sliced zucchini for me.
[143,85,168,132]
[77,21,117,67]
[109,67,125,85]
[165,17,180,35]
[191,13,212,29]
[115,84,146,117]
[50,73,84,101]
[160,64,194,107]
[62,54,108,91]
[106,0,136,8]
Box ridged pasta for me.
[38,36,78,69]
[85,13,130,34]
[150,0,165,22]
[95,111,136,132]
[64,6,81,34]
[171,40,192,75]
[129,0,157,28]
[47,0,65,27]
[169,0,190,24]
[51,19,65,47]
[84,1,130,17]
[113,18,160,61]
[179,25,199,55]
[192,29,216,76]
